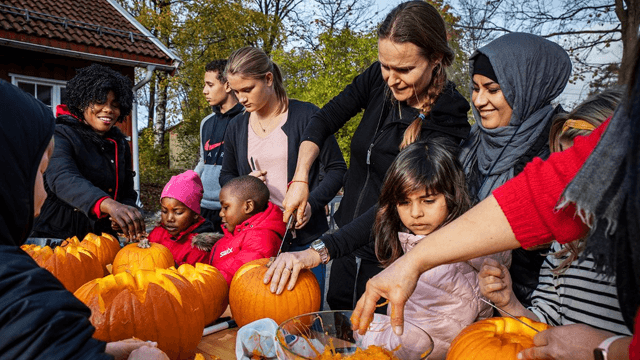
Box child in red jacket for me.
[209,175,286,284]
[148,170,218,266]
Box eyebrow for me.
[380,61,414,71]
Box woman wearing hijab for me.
[0,80,166,359]
[353,39,640,360]
[458,33,572,307]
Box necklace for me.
[256,118,270,133]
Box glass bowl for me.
[275,310,433,360]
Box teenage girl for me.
[368,138,509,360]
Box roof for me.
[0,0,181,73]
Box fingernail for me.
[393,326,403,336]
[270,285,275,293]
[517,353,523,359]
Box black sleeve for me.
[219,118,241,187]
[307,135,347,215]
[0,246,112,360]
[321,205,376,260]
[303,62,382,147]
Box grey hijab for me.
[459,32,572,201]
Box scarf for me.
[459,33,572,201]
[559,55,640,331]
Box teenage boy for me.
[194,59,243,232]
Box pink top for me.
[247,114,289,208]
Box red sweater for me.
[148,218,212,266]
[209,202,286,284]
[493,118,640,359]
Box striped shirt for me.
[528,241,631,335]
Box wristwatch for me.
[593,335,626,360]
[310,239,330,264]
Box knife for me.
[276,210,296,258]
[479,298,540,333]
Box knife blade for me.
[276,210,297,258]
[479,298,540,333]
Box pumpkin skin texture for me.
[229,258,321,328]
[66,233,122,275]
[112,242,174,274]
[74,268,205,360]
[175,263,229,326]
[446,316,550,360]
[21,241,103,292]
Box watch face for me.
[594,348,605,360]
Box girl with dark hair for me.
[265,1,470,312]
[370,138,508,359]
[220,47,347,299]
[32,63,146,241]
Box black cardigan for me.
[220,99,347,246]
[303,62,471,260]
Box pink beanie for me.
[161,170,203,214]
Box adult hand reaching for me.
[518,324,618,360]
[263,249,321,294]
[105,339,158,360]
[101,198,145,241]
[282,180,309,227]
[351,254,422,336]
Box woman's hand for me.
[249,170,267,182]
[518,324,616,360]
[282,180,309,226]
[294,202,312,229]
[126,346,170,360]
[351,255,421,336]
[263,249,321,294]
[105,339,158,360]
[478,258,513,308]
[101,198,145,241]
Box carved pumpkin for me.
[74,268,205,360]
[229,258,321,327]
[112,240,174,274]
[175,263,229,326]
[21,241,103,293]
[66,233,121,275]
[446,316,550,359]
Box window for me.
[9,74,67,114]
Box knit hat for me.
[472,53,498,83]
[161,170,203,214]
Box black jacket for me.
[32,115,139,240]
[220,99,347,246]
[0,80,111,359]
[303,62,471,260]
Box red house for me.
[0,0,180,200]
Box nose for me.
[410,202,423,218]
[473,90,488,109]
[203,85,208,95]
[387,71,400,87]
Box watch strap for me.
[593,335,626,360]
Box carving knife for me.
[479,298,540,333]
[276,210,296,258]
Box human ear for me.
[224,81,232,94]
[265,72,274,87]
[244,200,255,215]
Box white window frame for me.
[9,73,67,115]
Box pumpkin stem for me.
[137,239,151,249]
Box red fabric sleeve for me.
[631,310,640,360]
[92,196,110,219]
[219,230,281,285]
[493,119,609,249]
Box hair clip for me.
[418,113,426,120]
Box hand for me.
[294,202,312,229]
[351,254,421,336]
[127,346,170,360]
[249,170,267,182]
[479,258,513,308]
[263,249,321,294]
[518,324,615,360]
[105,339,158,360]
[101,199,145,242]
[282,180,309,228]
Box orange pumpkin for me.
[229,258,321,327]
[446,316,550,359]
[176,263,229,326]
[21,241,103,292]
[112,241,174,274]
[66,233,121,275]
[74,268,205,360]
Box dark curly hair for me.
[64,64,133,123]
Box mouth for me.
[165,226,177,232]
[98,116,113,125]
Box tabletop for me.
[196,326,239,360]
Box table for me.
[196,326,239,360]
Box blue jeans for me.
[288,243,326,310]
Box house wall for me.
[0,46,135,138]
[168,125,199,170]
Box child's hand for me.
[478,258,513,308]
[249,170,267,182]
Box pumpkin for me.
[112,240,174,274]
[74,268,205,360]
[229,258,321,328]
[21,241,103,292]
[66,233,122,275]
[175,263,229,326]
[446,316,550,359]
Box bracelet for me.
[287,180,308,190]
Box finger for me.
[287,263,301,291]
[282,208,294,224]
[296,202,306,225]
[518,346,551,360]
[276,265,292,295]
[353,291,381,335]
[264,258,277,284]
[269,264,285,293]
[388,300,406,336]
